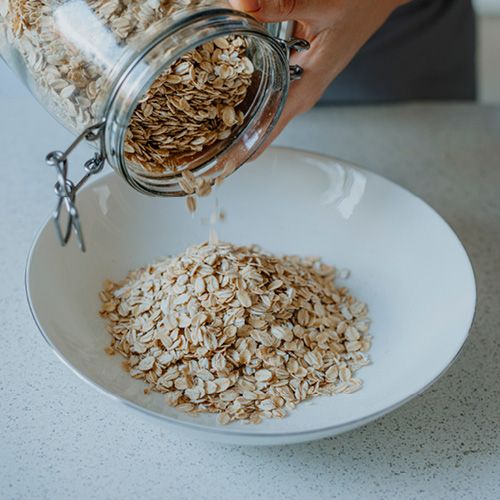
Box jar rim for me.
[102,9,290,196]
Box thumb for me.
[229,0,318,22]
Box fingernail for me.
[239,0,261,13]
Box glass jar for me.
[0,0,308,250]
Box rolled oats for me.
[100,242,372,425]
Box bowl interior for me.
[26,147,476,437]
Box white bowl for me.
[26,147,476,445]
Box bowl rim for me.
[25,147,477,440]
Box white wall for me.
[474,0,500,15]
[478,16,500,102]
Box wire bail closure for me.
[45,121,106,252]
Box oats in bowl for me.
[100,241,371,425]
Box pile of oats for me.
[1,0,254,177]
[100,242,372,425]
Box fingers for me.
[229,0,330,22]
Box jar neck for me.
[102,9,289,196]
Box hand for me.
[229,0,408,153]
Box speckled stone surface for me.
[0,71,499,497]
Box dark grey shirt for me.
[321,0,476,103]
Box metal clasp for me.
[286,38,310,80]
[273,20,310,80]
[46,121,106,252]
[279,37,310,81]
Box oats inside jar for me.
[124,36,255,177]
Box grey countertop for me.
[1,78,499,498]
